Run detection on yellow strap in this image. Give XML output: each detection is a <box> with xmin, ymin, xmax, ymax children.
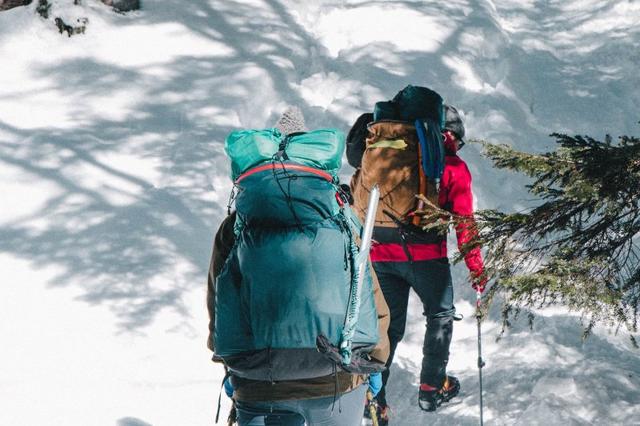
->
<box><xmin>367</xmin><ymin>139</ymin><xmax>408</xmax><ymax>150</ymax></box>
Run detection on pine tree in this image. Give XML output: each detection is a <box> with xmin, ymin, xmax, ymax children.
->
<box><xmin>417</xmin><ymin>129</ymin><xmax>640</xmax><ymax>345</ymax></box>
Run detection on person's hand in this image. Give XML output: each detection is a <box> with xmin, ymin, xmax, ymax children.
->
<box><xmin>471</xmin><ymin>269</ymin><xmax>488</xmax><ymax>294</ymax></box>
<box><xmin>368</xmin><ymin>372</ymin><xmax>382</xmax><ymax>397</ymax></box>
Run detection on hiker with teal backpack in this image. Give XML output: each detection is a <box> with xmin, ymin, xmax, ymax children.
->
<box><xmin>348</xmin><ymin>86</ymin><xmax>487</xmax><ymax>424</ymax></box>
<box><xmin>206</xmin><ymin>107</ymin><xmax>391</xmax><ymax>426</ymax></box>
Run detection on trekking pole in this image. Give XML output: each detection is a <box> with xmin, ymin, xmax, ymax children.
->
<box><xmin>476</xmin><ymin>290</ymin><xmax>485</xmax><ymax>426</ymax></box>
<box><xmin>366</xmin><ymin>390</ymin><xmax>379</xmax><ymax>426</ymax></box>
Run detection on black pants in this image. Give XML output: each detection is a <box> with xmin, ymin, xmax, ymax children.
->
<box><xmin>373</xmin><ymin>258</ymin><xmax>455</xmax><ymax>407</ymax></box>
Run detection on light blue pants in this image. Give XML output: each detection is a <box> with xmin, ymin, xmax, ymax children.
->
<box><xmin>235</xmin><ymin>385</ymin><xmax>367</xmax><ymax>426</ymax></box>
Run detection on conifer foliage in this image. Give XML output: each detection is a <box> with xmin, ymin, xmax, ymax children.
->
<box><xmin>418</xmin><ymin>129</ymin><xmax>640</xmax><ymax>344</ymax></box>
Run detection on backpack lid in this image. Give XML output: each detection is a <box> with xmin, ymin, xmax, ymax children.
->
<box><xmin>224</xmin><ymin>128</ymin><xmax>345</xmax><ymax>180</ymax></box>
<box><xmin>392</xmin><ymin>85</ymin><xmax>444</xmax><ymax>124</ymax></box>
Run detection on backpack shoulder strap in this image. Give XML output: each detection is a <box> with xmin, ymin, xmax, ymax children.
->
<box><xmin>344</xmin><ymin>206</ymin><xmax>363</xmax><ymax>238</ymax></box>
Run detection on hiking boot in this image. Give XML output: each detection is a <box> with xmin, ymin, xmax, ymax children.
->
<box><xmin>377</xmin><ymin>404</ymin><xmax>390</xmax><ymax>426</ymax></box>
<box><xmin>418</xmin><ymin>375</ymin><xmax>460</xmax><ymax>412</ymax></box>
<box><xmin>364</xmin><ymin>399</ymin><xmax>389</xmax><ymax>426</ymax></box>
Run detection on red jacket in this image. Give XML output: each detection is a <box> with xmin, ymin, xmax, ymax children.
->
<box><xmin>370</xmin><ymin>151</ymin><xmax>484</xmax><ymax>278</ymax></box>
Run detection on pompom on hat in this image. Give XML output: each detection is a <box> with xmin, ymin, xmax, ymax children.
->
<box><xmin>273</xmin><ymin>106</ymin><xmax>308</xmax><ymax>135</ymax></box>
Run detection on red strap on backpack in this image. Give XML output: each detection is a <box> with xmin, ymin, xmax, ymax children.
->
<box><xmin>235</xmin><ymin>163</ymin><xmax>333</xmax><ymax>184</ymax></box>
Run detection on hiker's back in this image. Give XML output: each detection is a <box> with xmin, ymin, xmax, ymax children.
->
<box><xmin>351</xmin><ymin>85</ymin><xmax>444</xmax><ymax>230</ymax></box>
<box><xmin>214</xmin><ymin>127</ymin><xmax>381</xmax><ymax>381</ymax></box>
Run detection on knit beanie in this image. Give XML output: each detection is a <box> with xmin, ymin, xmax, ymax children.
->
<box><xmin>274</xmin><ymin>106</ymin><xmax>307</xmax><ymax>135</ymax></box>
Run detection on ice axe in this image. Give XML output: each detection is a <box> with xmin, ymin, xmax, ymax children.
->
<box><xmin>339</xmin><ymin>184</ymin><xmax>380</xmax><ymax>365</ymax></box>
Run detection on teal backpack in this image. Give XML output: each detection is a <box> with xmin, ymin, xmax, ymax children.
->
<box><xmin>214</xmin><ymin>128</ymin><xmax>384</xmax><ymax>381</ymax></box>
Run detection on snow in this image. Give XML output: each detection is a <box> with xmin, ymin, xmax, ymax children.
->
<box><xmin>1</xmin><ymin>0</ymin><xmax>639</xmax><ymax>425</ymax></box>
<box><xmin>311</xmin><ymin>6</ymin><xmax>452</xmax><ymax>58</ymax></box>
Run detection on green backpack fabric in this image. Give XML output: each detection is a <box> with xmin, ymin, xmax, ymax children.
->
<box><xmin>214</xmin><ymin>129</ymin><xmax>383</xmax><ymax>381</ymax></box>
<box><xmin>224</xmin><ymin>128</ymin><xmax>345</xmax><ymax>180</ymax></box>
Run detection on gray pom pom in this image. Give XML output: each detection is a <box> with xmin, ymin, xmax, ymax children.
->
<box><xmin>274</xmin><ymin>106</ymin><xmax>307</xmax><ymax>135</ymax></box>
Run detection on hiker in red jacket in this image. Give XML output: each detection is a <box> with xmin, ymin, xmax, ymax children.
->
<box><xmin>435</xmin><ymin>111</ymin><xmax>485</xmax><ymax>285</ymax></box>
<box><xmin>349</xmin><ymin>103</ymin><xmax>486</xmax><ymax>422</ymax></box>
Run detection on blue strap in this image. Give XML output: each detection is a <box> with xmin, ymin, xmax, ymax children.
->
<box><xmin>415</xmin><ymin>119</ymin><xmax>431</xmax><ymax>178</ymax></box>
<box><xmin>414</xmin><ymin>118</ymin><xmax>445</xmax><ymax>181</ymax></box>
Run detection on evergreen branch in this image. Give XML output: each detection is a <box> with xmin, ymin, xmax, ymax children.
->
<box><xmin>461</xmin><ymin>131</ymin><xmax>640</xmax><ymax>343</ymax></box>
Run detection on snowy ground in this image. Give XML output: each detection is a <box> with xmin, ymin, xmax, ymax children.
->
<box><xmin>1</xmin><ymin>1</ymin><xmax>639</xmax><ymax>425</ymax></box>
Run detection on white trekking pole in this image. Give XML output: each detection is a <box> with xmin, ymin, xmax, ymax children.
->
<box><xmin>339</xmin><ymin>184</ymin><xmax>379</xmax><ymax>364</ymax></box>
<box><xmin>476</xmin><ymin>290</ymin><xmax>485</xmax><ymax>426</ymax></box>
<box><xmin>357</xmin><ymin>184</ymin><xmax>380</xmax><ymax>274</ymax></box>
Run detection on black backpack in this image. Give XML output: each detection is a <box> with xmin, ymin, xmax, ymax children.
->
<box><xmin>346</xmin><ymin>112</ymin><xmax>374</xmax><ymax>168</ymax></box>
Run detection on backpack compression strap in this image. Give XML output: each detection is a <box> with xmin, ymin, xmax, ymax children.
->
<box><xmin>235</xmin><ymin>163</ymin><xmax>334</xmax><ymax>184</ymax></box>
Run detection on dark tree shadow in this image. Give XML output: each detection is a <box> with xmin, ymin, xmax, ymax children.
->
<box><xmin>1</xmin><ymin>0</ymin><xmax>638</xmax><ymax>342</ymax></box>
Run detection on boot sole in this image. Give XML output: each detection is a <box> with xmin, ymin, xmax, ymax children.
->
<box><xmin>419</xmin><ymin>386</ymin><xmax>460</xmax><ymax>412</ymax></box>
